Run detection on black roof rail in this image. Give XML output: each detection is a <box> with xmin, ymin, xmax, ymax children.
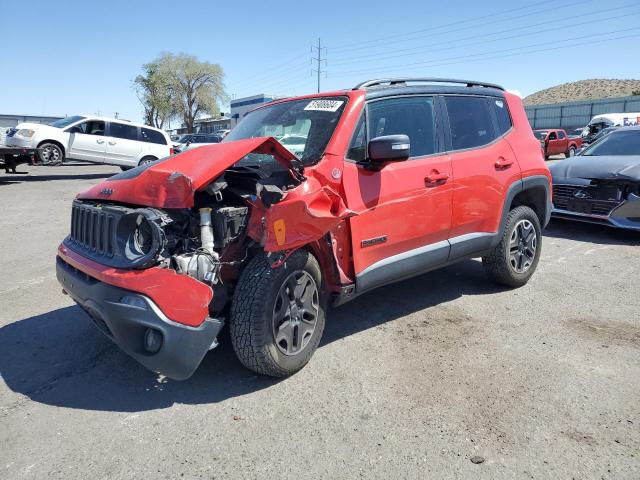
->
<box><xmin>353</xmin><ymin>78</ymin><xmax>505</xmax><ymax>91</ymax></box>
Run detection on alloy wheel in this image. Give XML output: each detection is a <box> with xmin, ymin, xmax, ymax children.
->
<box><xmin>272</xmin><ymin>270</ymin><xmax>319</xmax><ymax>356</ymax></box>
<box><xmin>509</xmin><ymin>219</ymin><xmax>537</xmax><ymax>273</ymax></box>
<box><xmin>41</xmin><ymin>145</ymin><xmax>61</xmax><ymax>164</ymax></box>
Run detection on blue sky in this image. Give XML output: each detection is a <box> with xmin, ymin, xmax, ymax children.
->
<box><xmin>1</xmin><ymin>0</ymin><xmax>639</xmax><ymax>124</ymax></box>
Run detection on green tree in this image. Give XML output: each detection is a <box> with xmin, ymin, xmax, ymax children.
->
<box><xmin>158</xmin><ymin>52</ymin><xmax>227</xmax><ymax>133</ymax></box>
<box><xmin>133</xmin><ymin>61</ymin><xmax>173</xmax><ymax>129</ymax></box>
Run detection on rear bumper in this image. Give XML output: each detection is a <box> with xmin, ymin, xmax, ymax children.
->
<box><xmin>56</xmin><ymin>256</ymin><xmax>222</xmax><ymax>380</ymax></box>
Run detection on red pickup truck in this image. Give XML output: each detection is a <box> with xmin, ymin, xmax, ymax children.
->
<box><xmin>534</xmin><ymin>129</ymin><xmax>582</xmax><ymax>159</ymax></box>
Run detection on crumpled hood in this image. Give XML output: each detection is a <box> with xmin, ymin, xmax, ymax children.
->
<box><xmin>550</xmin><ymin>155</ymin><xmax>640</xmax><ymax>182</ymax></box>
<box><xmin>77</xmin><ymin>137</ymin><xmax>298</xmax><ymax>208</ymax></box>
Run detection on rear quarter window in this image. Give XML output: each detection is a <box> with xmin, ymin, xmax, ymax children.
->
<box><xmin>141</xmin><ymin>128</ymin><xmax>167</xmax><ymax>145</ymax></box>
<box><xmin>491</xmin><ymin>98</ymin><xmax>512</xmax><ymax>136</ymax></box>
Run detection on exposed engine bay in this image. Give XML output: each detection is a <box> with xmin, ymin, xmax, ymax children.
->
<box><xmin>65</xmin><ymin>153</ymin><xmax>303</xmax><ymax>314</ymax></box>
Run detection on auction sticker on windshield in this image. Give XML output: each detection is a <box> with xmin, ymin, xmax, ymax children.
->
<box><xmin>304</xmin><ymin>100</ymin><xmax>344</xmax><ymax>112</ymax></box>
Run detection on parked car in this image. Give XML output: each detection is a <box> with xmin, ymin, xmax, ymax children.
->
<box><xmin>550</xmin><ymin>126</ymin><xmax>640</xmax><ymax>230</ymax></box>
<box><xmin>581</xmin><ymin>112</ymin><xmax>640</xmax><ymax>144</ymax></box>
<box><xmin>533</xmin><ymin>129</ymin><xmax>582</xmax><ymax>159</ymax></box>
<box><xmin>56</xmin><ymin>78</ymin><xmax>551</xmax><ymax>380</ymax></box>
<box><xmin>587</xmin><ymin>126</ymin><xmax>618</xmax><ymax>145</ymax></box>
<box><xmin>5</xmin><ymin>116</ymin><xmax>172</xmax><ymax>167</ymax></box>
<box><xmin>174</xmin><ymin>133</ymin><xmax>224</xmax><ymax>153</ymax></box>
<box><xmin>276</xmin><ymin>134</ymin><xmax>307</xmax><ymax>157</ymax></box>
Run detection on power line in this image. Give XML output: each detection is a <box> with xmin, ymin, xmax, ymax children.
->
<box><xmin>329</xmin><ymin>5</ymin><xmax>639</xmax><ymax>67</ymax></box>
<box><xmin>328</xmin><ymin>0</ymin><xmax>590</xmax><ymax>54</ymax></box>
<box><xmin>329</xmin><ymin>27</ymin><xmax>640</xmax><ymax>78</ymax></box>
<box><xmin>229</xmin><ymin>52</ymin><xmax>309</xmax><ymax>89</ymax></box>
<box><xmin>326</xmin><ymin>0</ymin><xmax>562</xmax><ymax>50</ymax></box>
<box><xmin>311</xmin><ymin>38</ymin><xmax>327</xmax><ymax>93</ymax></box>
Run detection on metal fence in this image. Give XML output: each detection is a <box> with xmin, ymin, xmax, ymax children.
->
<box><xmin>524</xmin><ymin>96</ymin><xmax>640</xmax><ymax>131</ymax></box>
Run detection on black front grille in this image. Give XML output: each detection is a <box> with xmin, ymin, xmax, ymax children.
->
<box><xmin>69</xmin><ymin>202</ymin><xmax>117</xmax><ymax>257</ymax></box>
<box><xmin>7</xmin><ymin>128</ymin><xmax>17</xmax><ymax>137</ymax></box>
<box><xmin>553</xmin><ymin>184</ymin><xmax>623</xmax><ymax>216</ymax></box>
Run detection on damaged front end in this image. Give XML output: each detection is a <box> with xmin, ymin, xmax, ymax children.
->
<box><xmin>57</xmin><ymin>137</ymin><xmax>352</xmax><ymax>379</ymax></box>
<box><xmin>551</xmin><ymin>155</ymin><xmax>640</xmax><ymax>230</ymax></box>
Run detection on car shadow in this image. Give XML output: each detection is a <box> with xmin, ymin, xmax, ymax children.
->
<box><xmin>544</xmin><ymin>219</ymin><xmax>640</xmax><ymax>246</ymax></box>
<box><xmin>0</xmin><ymin>260</ymin><xmax>501</xmax><ymax>413</ymax></box>
<box><xmin>0</xmin><ymin>173</ymin><xmax>113</xmax><ymax>184</ymax></box>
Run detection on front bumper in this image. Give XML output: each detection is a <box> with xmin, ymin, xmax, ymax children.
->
<box><xmin>56</xmin><ymin>256</ymin><xmax>223</xmax><ymax>380</ymax></box>
<box><xmin>551</xmin><ymin>192</ymin><xmax>640</xmax><ymax>231</ymax></box>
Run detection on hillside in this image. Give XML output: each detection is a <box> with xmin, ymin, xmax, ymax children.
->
<box><xmin>523</xmin><ymin>79</ymin><xmax>640</xmax><ymax>106</ymax></box>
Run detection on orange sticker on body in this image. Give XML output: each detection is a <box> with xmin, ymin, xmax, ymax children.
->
<box><xmin>274</xmin><ymin>219</ymin><xmax>286</xmax><ymax>246</ymax></box>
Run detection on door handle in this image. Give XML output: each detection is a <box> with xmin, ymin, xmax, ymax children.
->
<box><xmin>425</xmin><ymin>171</ymin><xmax>450</xmax><ymax>185</ymax></box>
<box><xmin>495</xmin><ymin>157</ymin><xmax>514</xmax><ymax>169</ymax></box>
<box><xmin>108</xmin><ymin>141</ymin><xmax>116</xmax><ymax>145</ymax></box>
<box><xmin>96</xmin><ymin>139</ymin><xmax>105</xmax><ymax>144</ymax></box>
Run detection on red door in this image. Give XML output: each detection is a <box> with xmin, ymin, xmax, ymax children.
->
<box><xmin>443</xmin><ymin>95</ymin><xmax>522</xmax><ymax>241</ymax></box>
<box><xmin>341</xmin><ymin>96</ymin><xmax>453</xmax><ymax>283</ymax></box>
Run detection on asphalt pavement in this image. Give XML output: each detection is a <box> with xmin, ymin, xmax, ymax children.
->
<box><xmin>1</xmin><ymin>163</ymin><xmax>639</xmax><ymax>479</ymax></box>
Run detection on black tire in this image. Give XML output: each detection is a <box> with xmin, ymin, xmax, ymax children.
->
<box><xmin>230</xmin><ymin>250</ymin><xmax>326</xmax><ymax>377</ymax></box>
<box><xmin>138</xmin><ymin>156</ymin><xmax>157</xmax><ymax>166</ymax></box>
<box><xmin>565</xmin><ymin>146</ymin><xmax>576</xmax><ymax>158</ymax></box>
<box><xmin>482</xmin><ymin>206</ymin><xmax>542</xmax><ymax>288</ymax></box>
<box><xmin>120</xmin><ymin>166</ymin><xmax>132</xmax><ymax>171</ymax></box>
<box><xmin>544</xmin><ymin>155</ymin><xmax>550</xmax><ymax>161</ymax></box>
<box><xmin>38</xmin><ymin>142</ymin><xmax>64</xmax><ymax>166</ymax></box>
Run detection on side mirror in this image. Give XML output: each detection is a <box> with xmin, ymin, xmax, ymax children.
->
<box><xmin>368</xmin><ymin>134</ymin><xmax>410</xmax><ymax>163</ymax></box>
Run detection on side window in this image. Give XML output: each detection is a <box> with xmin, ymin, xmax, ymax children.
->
<box><xmin>445</xmin><ymin>96</ymin><xmax>497</xmax><ymax>150</ymax></box>
<box><xmin>367</xmin><ymin>96</ymin><xmax>437</xmax><ymax>157</ymax></box>
<box><xmin>548</xmin><ymin>132</ymin><xmax>557</xmax><ymax>140</ymax></box>
<box><xmin>77</xmin><ymin>120</ymin><xmax>105</xmax><ymax>136</ymax></box>
<box><xmin>110</xmin><ymin>122</ymin><xmax>138</xmax><ymax>141</ymax></box>
<box><xmin>491</xmin><ymin>98</ymin><xmax>512</xmax><ymax>135</ymax></box>
<box><xmin>141</xmin><ymin>127</ymin><xmax>167</xmax><ymax>145</ymax></box>
<box><xmin>557</xmin><ymin>130</ymin><xmax>566</xmax><ymax>139</ymax></box>
<box><xmin>347</xmin><ymin>115</ymin><xmax>366</xmax><ymax>161</ymax></box>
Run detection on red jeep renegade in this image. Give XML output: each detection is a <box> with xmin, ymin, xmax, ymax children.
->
<box><xmin>57</xmin><ymin>78</ymin><xmax>551</xmax><ymax>380</ymax></box>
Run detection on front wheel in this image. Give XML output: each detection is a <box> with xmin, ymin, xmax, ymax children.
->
<box><xmin>38</xmin><ymin>143</ymin><xmax>64</xmax><ymax>166</ymax></box>
<box><xmin>565</xmin><ymin>146</ymin><xmax>576</xmax><ymax>158</ymax></box>
<box><xmin>482</xmin><ymin>206</ymin><xmax>542</xmax><ymax>288</ymax></box>
<box><xmin>230</xmin><ymin>250</ymin><xmax>325</xmax><ymax>377</ymax></box>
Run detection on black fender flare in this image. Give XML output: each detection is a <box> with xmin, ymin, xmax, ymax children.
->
<box><xmin>491</xmin><ymin>175</ymin><xmax>551</xmax><ymax>248</ymax></box>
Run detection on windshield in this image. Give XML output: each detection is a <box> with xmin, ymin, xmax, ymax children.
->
<box><xmin>225</xmin><ymin>96</ymin><xmax>348</xmax><ymax>165</ymax></box>
<box><xmin>581</xmin><ymin>130</ymin><xmax>640</xmax><ymax>156</ymax></box>
<box><xmin>533</xmin><ymin>131</ymin><xmax>548</xmax><ymax>140</ymax></box>
<box><xmin>50</xmin><ymin>115</ymin><xmax>85</xmax><ymax>128</ymax></box>
<box><xmin>176</xmin><ymin>134</ymin><xmax>193</xmax><ymax>143</ymax></box>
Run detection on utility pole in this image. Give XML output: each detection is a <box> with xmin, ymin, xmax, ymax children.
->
<box><xmin>311</xmin><ymin>37</ymin><xmax>327</xmax><ymax>93</ymax></box>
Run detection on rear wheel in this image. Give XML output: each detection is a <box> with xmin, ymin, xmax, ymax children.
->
<box><xmin>38</xmin><ymin>142</ymin><xmax>64</xmax><ymax>166</ymax></box>
<box><xmin>566</xmin><ymin>146</ymin><xmax>576</xmax><ymax>158</ymax></box>
<box><xmin>482</xmin><ymin>206</ymin><xmax>541</xmax><ymax>288</ymax></box>
<box><xmin>230</xmin><ymin>250</ymin><xmax>325</xmax><ymax>377</ymax></box>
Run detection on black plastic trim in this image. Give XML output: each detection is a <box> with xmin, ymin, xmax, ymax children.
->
<box><xmin>56</xmin><ymin>257</ymin><xmax>222</xmax><ymax>380</ymax></box>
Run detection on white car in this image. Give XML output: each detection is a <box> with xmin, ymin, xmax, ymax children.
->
<box><xmin>175</xmin><ymin>133</ymin><xmax>224</xmax><ymax>153</ymax></box>
<box><xmin>277</xmin><ymin>134</ymin><xmax>307</xmax><ymax>157</ymax></box>
<box><xmin>5</xmin><ymin>115</ymin><xmax>173</xmax><ymax>168</ymax></box>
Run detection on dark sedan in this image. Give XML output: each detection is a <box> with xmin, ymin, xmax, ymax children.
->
<box><xmin>549</xmin><ymin>126</ymin><xmax>640</xmax><ymax>231</ymax></box>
